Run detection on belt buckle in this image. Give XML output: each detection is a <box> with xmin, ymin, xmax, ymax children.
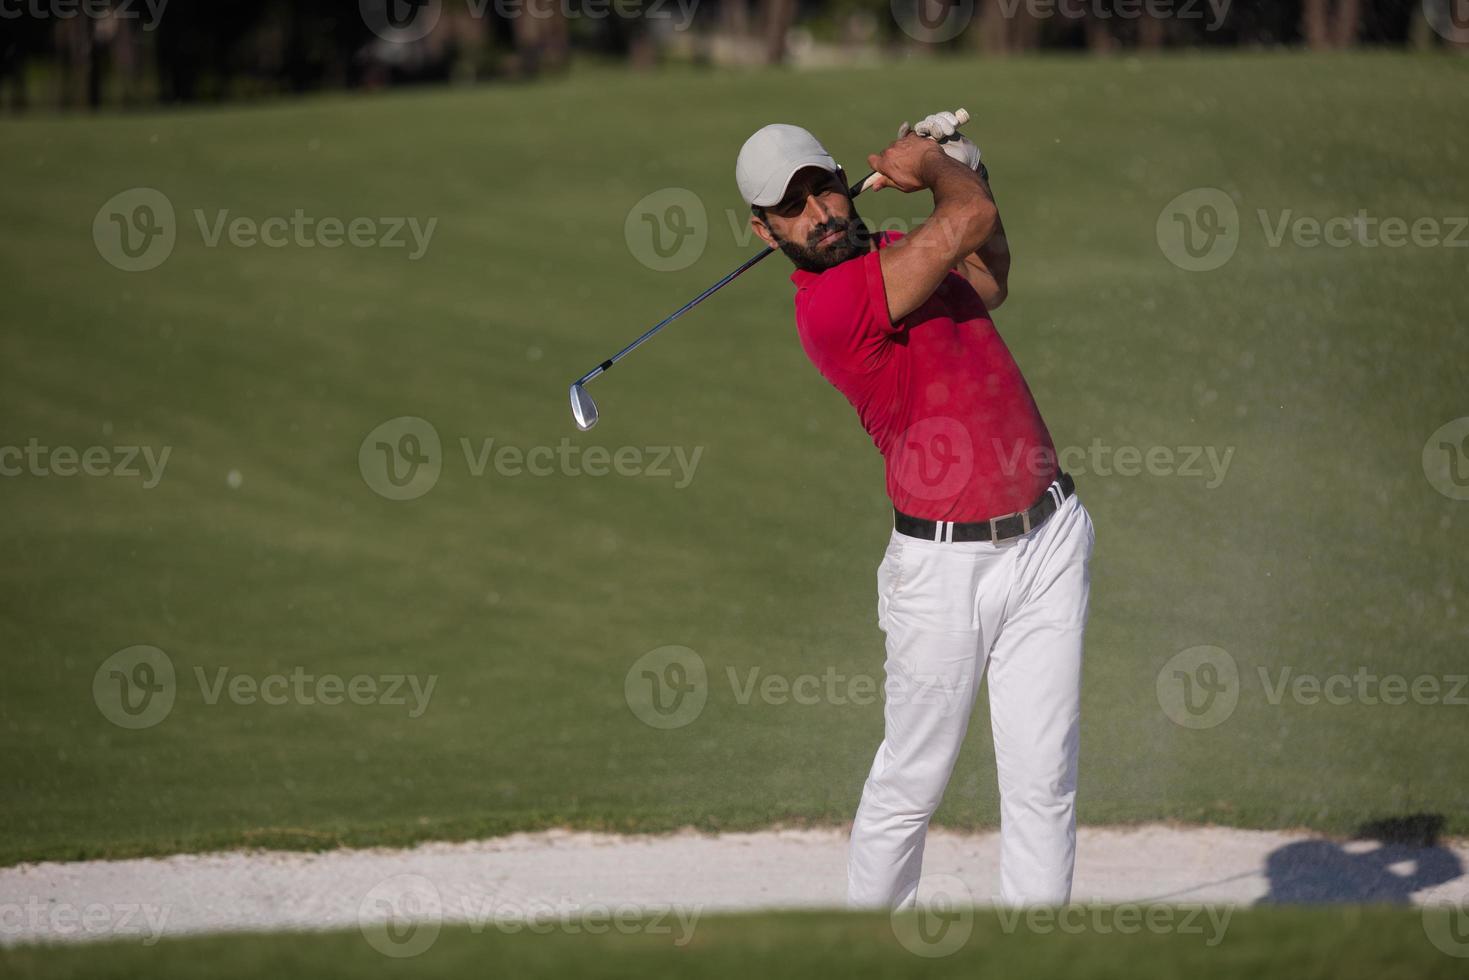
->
<box><xmin>989</xmin><ymin>509</ymin><xmax>1031</xmax><ymax>542</ymax></box>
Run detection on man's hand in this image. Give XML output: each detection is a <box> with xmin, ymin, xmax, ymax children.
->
<box><xmin>864</xmin><ymin>134</ymin><xmax>947</xmax><ymax>193</ymax></box>
<box><xmin>900</xmin><ymin>112</ymin><xmax>983</xmax><ymax>173</ymax></box>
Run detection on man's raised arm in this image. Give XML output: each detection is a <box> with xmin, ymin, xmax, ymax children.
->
<box><xmin>865</xmin><ymin>135</ymin><xmax>999</xmax><ymax>323</ymax></box>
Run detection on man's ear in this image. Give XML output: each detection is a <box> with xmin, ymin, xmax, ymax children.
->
<box><xmin>750</xmin><ymin>215</ymin><xmax>777</xmax><ymax>249</ymax></box>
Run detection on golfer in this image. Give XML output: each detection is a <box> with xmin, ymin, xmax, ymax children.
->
<box><xmin>736</xmin><ymin>113</ymin><xmax>1096</xmax><ymax>908</ymax></box>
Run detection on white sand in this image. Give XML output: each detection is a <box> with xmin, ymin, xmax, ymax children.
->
<box><xmin>2</xmin><ymin>824</ymin><xmax>1465</xmax><ymax>947</ymax></box>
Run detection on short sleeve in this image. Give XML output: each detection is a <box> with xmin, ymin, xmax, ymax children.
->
<box><xmin>793</xmin><ymin>247</ymin><xmax>899</xmax><ymax>375</ymax></box>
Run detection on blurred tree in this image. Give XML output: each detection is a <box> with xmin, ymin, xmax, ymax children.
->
<box><xmin>1084</xmin><ymin>3</ymin><xmax>1118</xmax><ymax>53</ymax></box>
<box><xmin>505</xmin><ymin>0</ymin><xmax>570</xmax><ymax>76</ymax></box>
<box><xmin>974</xmin><ymin>0</ymin><xmax>1042</xmax><ymax>53</ymax></box>
<box><xmin>1302</xmin><ymin>0</ymin><xmax>1362</xmax><ymax>48</ymax></box>
<box><xmin>760</xmin><ymin>0</ymin><xmax>798</xmax><ymax>62</ymax></box>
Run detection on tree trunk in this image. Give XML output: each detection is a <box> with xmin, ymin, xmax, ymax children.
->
<box><xmin>976</xmin><ymin>0</ymin><xmax>1010</xmax><ymax>53</ymax></box>
<box><xmin>1301</xmin><ymin>0</ymin><xmax>1329</xmax><ymax>49</ymax></box>
<box><xmin>55</xmin><ymin>16</ymin><xmax>91</xmax><ymax>109</ymax></box>
<box><xmin>1086</xmin><ymin>14</ymin><xmax>1116</xmax><ymax>53</ymax></box>
<box><xmin>1138</xmin><ymin>12</ymin><xmax>1166</xmax><ymax>49</ymax></box>
<box><xmin>722</xmin><ymin>0</ymin><xmax>751</xmax><ymax>38</ymax></box>
<box><xmin>1329</xmin><ymin>0</ymin><xmax>1361</xmax><ymax>48</ymax></box>
<box><xmin>510</xmin><ymin>1</ymin><xmax>570</xmax><ymax>76</ymax></box>
<box><xmin>974</xmin><ymin>0</ymin><xmax>1042</xmax><ymax>53</ymax></box>
<box><xmin>760</xmin><ymin>0</ymin><xmax>796</xmax><ymax>64</ymax></box>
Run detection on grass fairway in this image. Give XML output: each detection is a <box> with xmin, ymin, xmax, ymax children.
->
<box><xmin>1</xmin><ymin>52</ymin><xmax>1467</xmax><ymax>865</ymax></box>
<box><xmin>1</xmin><ymin>907</ymin><xmax>1462</xmax><ymax>979</ymax></box>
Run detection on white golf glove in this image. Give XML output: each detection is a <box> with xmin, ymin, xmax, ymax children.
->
<box><xmin>898</xmin><ymin>111</ymin><xmax>982</xmax><ymax>172</ymax></box>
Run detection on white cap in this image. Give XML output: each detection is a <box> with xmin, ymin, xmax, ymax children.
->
<box><xmin>735</xmin><ymin>124</ymin><xmax>840</xmax><ymax>208</ymax></box>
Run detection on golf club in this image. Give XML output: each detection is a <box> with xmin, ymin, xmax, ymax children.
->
<box><xmin>568</xmin><ymin>109</ymin><xmax>970</xmax><ymax>431</ymax></box>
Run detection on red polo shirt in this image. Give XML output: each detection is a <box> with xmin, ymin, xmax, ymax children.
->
<box><xmin>791</xmin><ymin>231</ymin><xmax>1057</xmax><ymax>522</ymax></box>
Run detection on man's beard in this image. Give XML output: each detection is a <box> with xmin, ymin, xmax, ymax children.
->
<box><xmin>776</xmin><ymin>211</ymin><xmax>872</xmax><ymax>273</ymax></box>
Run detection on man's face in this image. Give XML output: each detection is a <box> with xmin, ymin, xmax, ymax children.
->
<box><xmin>751</xmin><ymin>166</ymin><xmax>870</xmax><ymax>273</ymax></box>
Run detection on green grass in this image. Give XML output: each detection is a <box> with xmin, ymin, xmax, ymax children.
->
<box><xmin>1</xmin><ymin>52</ymin><xmax>1467</xmax><ymax>865</ymax></box>
<box><xmin>1</xmin><ymin>907</ymin><xmax>1463</xmax><ymax>979</ymax></box>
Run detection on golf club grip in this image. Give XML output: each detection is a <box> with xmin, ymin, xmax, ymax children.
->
<box><xmin>849</xmin><ymin>108</ymin><xmax>969</xmax><ymax>197</ymax></box>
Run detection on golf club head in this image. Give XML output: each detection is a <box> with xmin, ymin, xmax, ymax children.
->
<box><xmin>570</xmin><ymin>382</ymin><xmax>599</xmax><ymax>430</ymax></box>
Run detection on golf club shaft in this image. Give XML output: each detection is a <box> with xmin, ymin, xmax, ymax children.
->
<box><xmin>572</xmin><ymin>171</ymin><xmax>878</xmax><ymax>388</ymax></box>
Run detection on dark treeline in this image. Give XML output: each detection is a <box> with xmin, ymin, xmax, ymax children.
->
<box><xmin>0</xmin><ymin>0</ymin><xmax>1462</xmax><ymax>112</ymax></box>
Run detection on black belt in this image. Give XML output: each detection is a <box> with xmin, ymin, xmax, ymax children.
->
<box><xmin>894</xmin><ymin>473</ymin><xmax>1076</xmax><ymax>544</ymax></box>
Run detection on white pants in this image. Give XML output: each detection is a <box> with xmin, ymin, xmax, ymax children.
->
<box><xmin>847</xmin><ymin>491</ymin><xmax>1094</xmax><ymax>908</ymax></box>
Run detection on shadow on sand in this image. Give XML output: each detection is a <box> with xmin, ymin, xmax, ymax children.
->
<box><xmin>1259</xmin><ymin>814</ymin><xmax>1464</xmax><ymax>904</ymax></box>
